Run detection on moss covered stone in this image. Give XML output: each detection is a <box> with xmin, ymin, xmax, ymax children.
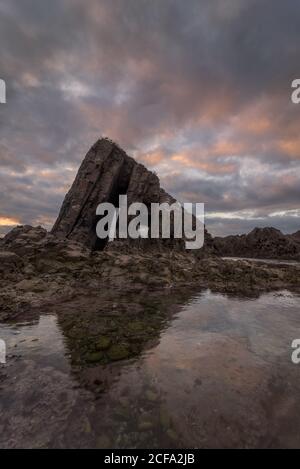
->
<box><xmin>107</xmin><ymin>343</ymin><xmax>130</xmax><ymax>361</ymax></box>
<box><xmin>85</xmin><ymin>351</ymin><xmax>104</xmax><ymax>363</ymax></box>
<box><xmin>95</xmin><ymin>336</ymin><xmax>111</xmax><ymax>350</ymax></box>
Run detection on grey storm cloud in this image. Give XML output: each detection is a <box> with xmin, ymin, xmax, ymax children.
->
<box><xmin>0</xmin><ymin>0</ymin><xmax>300</xmax><ymax>236</ymax></box>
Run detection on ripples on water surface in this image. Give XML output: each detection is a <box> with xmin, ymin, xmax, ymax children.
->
<box><xmin>1</xmin><ymin>288</ymin><xmax>300</xmax><ymax>448</ymax></box>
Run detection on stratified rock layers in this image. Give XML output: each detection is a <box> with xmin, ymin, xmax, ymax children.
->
<box><xmin>52</xmin><ymin>138</ymin><xmax>190</xmax><ymax>251</ymax></box>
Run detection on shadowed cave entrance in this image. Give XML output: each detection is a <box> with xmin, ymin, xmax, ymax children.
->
<box><xmin>91</xmin><ymin>160</ymin><xmax>134</xmax><ymax>251</ymax></box>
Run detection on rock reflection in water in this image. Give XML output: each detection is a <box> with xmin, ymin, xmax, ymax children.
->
<box><xmin>1</xmin><ymin>288</ymin><xmax>300</xmax><ymax>448</ymax></box>
<box><xmin>57</xmin><ymin>287</ymin><xmax>198</xmax><ymax>397</ymax></box>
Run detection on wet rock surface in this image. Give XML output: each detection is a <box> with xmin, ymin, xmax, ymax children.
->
<box><xmin>1</xmin><ymin>224</ymin><xmax>300</xmax><ymax>323</ymax></box>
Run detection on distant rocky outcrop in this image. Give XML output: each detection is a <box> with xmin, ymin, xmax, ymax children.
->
<box><xmin>214</xmin><ymin>227</ymin><xmax>300</xmax><ymax>260</ymax></box>
<box><xmin>289</xmin><ymin>230</ymin><xmax>300</xmax><ymax>244</ymax></box>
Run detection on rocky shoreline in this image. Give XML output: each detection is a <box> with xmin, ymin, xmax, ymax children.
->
<box><xmin>1</xmin><ymin>138</ymin><xmax>299</xmax><ymax>326</ymax></box>
<box><xmin>1</xmin><ymin>225</ymin><xmax>299</xmax><ymax>325</ymax></box>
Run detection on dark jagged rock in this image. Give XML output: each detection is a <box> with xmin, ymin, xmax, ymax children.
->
<box><xmin>2</xmin><ymin>225</ymin><xmax>47</xmax><ymax>250</ymax></box>
<box><xmin>51</xmin><ymin>138</ymin><xmax>213</xmax><ymax>253</ymax></box>
<box><xmin>1</xmin><ymin>225</ymin><xmax>90</xmax><ymax>264</ymax></box>
<box><xmin>214</xmin><ymin>227</ymin><xmax>300</xmax><ymax>260</ymax></box>
<box><xmin>289</xmin><ymin>230</ymin><xmax>300</xmax><ymax>244</ymax></box>
<box><xmin>52</xmin><ymin>138</ymin><xmax>170</xmax><ymax>249</ymax></box>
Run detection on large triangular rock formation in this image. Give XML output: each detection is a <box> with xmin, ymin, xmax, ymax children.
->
<box><xmin>52</xmin><ymin>138</ymin><xmax>214</xmax><ymax>253</ymax></box>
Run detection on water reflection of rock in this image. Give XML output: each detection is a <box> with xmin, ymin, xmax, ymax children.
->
<box><xmin>1</xmin><ymin>282</ymin><xmax>278</xmax><ymax>407</ymax></box>
<box><xmin>2</xmin><ymin>288</ymin><xmax>300</xmax><ymax>448</ymax></box>
<box><xmin>56</xmin><ymin>286</ymin><xmax>200</xmax><ymax>395</ymax></box>
<box><xmin>0</xmin><ymin>286</ymin><xmax>201</xmax><ymax>448</ymax></box>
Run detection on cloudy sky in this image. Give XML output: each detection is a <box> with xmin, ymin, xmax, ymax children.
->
<box><xmin>0</xmin><ymin>0</ymin><xmax>300</xmax><ymax>237</ymax></box>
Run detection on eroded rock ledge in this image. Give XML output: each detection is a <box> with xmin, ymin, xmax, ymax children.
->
<box><xmin>0</xmin><ymin>225</ymin><xmax>299</xmax><ymax>321</ymax></box>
